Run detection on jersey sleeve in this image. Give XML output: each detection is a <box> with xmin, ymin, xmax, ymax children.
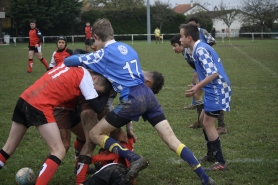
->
<box><xmin>64</xmin><ymin>50</ymin><xmax>105</xmax><ymax>74</ymax></box>
<box><xmin>196</xmin><ymin>47</ymin><xmax>218</xmax><ymax>76</ymax></box>
<box><xmin>79</xmin><ymin>68</ymin><xmax>99</xmax><ymax>100</ymax></box>
<box><xmin>202</xmin><ymin>29</ymin><xmax>216</xmax><ymax>46</ymax></box>
<box><xmin>49</xmin><ymin>52</ymin><xmax>56</xmax><ymax>68</ymax></box>
<box><xmin>64</xmin><ymin>54</ymin><xmax>83</xmax><ymax>67</ymax></box>
<box><xmin>36</xmin><ymin>28</ymin><xmax>43</xmax><ymax>44</ymax></box>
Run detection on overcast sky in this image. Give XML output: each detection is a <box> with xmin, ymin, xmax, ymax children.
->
<box><xmin>148</xmin><ymin>0</ymin><xmax>242</xmax><ymax>10</ymax></box>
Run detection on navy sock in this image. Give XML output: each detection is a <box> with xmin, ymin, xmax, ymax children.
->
<box><xmin>101</xmin><ymin>135</ymin><xmax>140</xmax><ymax>162</ymax></box>
<box><xmin>176</xmin><ymin>144</ymin><xmax>209</xmax><ymax>184</ymax></box>
<box><xmin>202</xmin><ymin>129</ymin><xmax>213</xmax><ymax>156</ymax></box>
<box><xmin>210</xmin><ymin>137</ymin><xmax>225</xmax><ymax>164</ymax></box>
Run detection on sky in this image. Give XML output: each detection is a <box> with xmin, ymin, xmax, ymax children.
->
<box><xmin>148</xmin><ymin>0</ymin><xmax>242</xmax><ymax>11</ymax></box>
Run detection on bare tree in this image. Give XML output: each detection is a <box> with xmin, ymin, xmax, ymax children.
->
<box><xmin>215</xmin><ymin>1</ymin><xmax>242</xmax><ymax>37</ymax></box>
<box><xmin>241</xmin><ymin>0</ymin><xmax>278</xmax><ymax>38</ymax></box>
<box><xmin>151</xmin><ymin>0</ymin><xmax>175</xmax><ymax>32</ymax></box>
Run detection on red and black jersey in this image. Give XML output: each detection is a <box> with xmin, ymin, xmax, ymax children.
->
<box><xmin>29</xmin><ymin>28</ymin><xmax>43</xmax><ymax>46</ymax></box>
<box><xmin>49</xmin><ymin>48</ymin><xmax>73</xmax><ymax>68</ymax></box>
<box><xmin>85</xmin><ymin>26</ymin><xmax>92</xmax><ymax>39</ymax></box>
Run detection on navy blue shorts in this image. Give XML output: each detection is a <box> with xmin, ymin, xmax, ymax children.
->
<box><xmin>112</xmin><ymin>84</ymin><xmax>164</xmax><ymax>123</ymax></box>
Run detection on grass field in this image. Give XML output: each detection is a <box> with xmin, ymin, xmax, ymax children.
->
<box><xmin>0</xmin><ymin>39</ymin><xmax>278</xmax><ymax>185</ymax></box>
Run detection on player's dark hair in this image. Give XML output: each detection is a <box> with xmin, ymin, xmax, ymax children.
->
<box><xmin>170</xmin><ymin>34</ymin><xmax>181</xmax><ymax>46</ymax></box>
<box><xmin>180</xmin><ymin>23</ymin><xmax>199</xmax><ymax>42</ymax></box>
<box><xmin>92</xmin><ymin>18</ymin><xmax>114</xmax><ymax>42</ymax></box>
<box><xmin>30</xmin><ymin>19</ymin><xmax>36</xmax><ymax>24</ymax></box>
<box><xmin>89</xmin><ymin>70</ymin><xmax>112</xmax><ymax>95</ymax></box>
<box><xmin>188</xmin><ymin>17</ymin><xmax>199</xmax><ymax>24</ymax></box>
<box><xmin>149</xmin><ymin>71</ymin><xmax>164</xmax><ymax>94</ymax></box>
<box><xmin>86</xmin><ymin>21</ymin><xmax>90</xmax><ymax>24</ymax></box>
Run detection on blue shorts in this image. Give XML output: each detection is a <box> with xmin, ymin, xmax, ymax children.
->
<box><xmin>113</xmin><ymin>84</ymin><xmax>164</xmax><ymax>122</ymax></box>
<box><xmin>203</xmin><ymin>92</ymin><xmax>230</xmax><ymax>112</ymax></box>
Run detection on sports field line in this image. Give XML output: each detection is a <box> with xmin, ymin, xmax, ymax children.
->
<box><xmin>230</xmin><ymin>43</ymin><xmax>278</xmax><ymax>79</ymax></box>
<box><xmin>168</xmin><ymin>157</ymin><xmax>278</xmax><ymax>164</ymax></box>
<box><xmin>163</xmin><ymin>86</ymin><xmax>271</xmax><ymax>90</ymax></box>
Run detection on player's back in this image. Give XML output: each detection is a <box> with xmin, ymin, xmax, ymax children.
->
<box><xmin>79</xmin><ymin>40</ymin><xmax>145</xmax><ymax>94</ymax></box>
<box><xmin>21</xmin><ymin>64</ymin><xmax>85</xmax><ymax>110</ymax></box>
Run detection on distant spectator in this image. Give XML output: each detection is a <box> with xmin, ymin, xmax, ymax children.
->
<box><xmin>154</xmin><ymin>27</ymin><xmax>161</xmax><ymax>44</ymax></box>
<box><xmin>211</xmin><ymin>27</ymin><xmax>216</xmax><ymax>39</ymax></box>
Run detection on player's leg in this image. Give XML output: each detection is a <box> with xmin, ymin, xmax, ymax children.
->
<box><xmin>88</xmin><ymin>39</ymin><xmax>96</xmax><ymax>51</ymax></box>
<box><xmin>75</xmin><ymin>95</ymin><xmax>99</xmax><ymax>184</ymax></box>
<box><xmin>89</xmin><ymin>113</ymin><xmax>149</xmax><ymax>184</ymax></box>
<box><xmin>71</xmin><ymin>122</ymin><xmax>86</xmax><ymax>159</ymax></box>
<box><xmin>1</xmin><ymin>98</ymin><xmax>30</xmax><ymax>169</ymax></box>
<box><xmin>59</xmin><ymin>129</ymin><xmax>71</xmax><ymax>152</ymax></box>
<box><xmin>36</xmin><ymin>123</ymin><xmax>66</xmax><ymax>185</ymax></box>
<box><xmin>189</xmin><ymin>72</ymin><xmax>204</xmax><ymax>128</ymax></box>
<box><xmin>35</xmin><ymin>46</ymin><xmax>49</xmax><ymax>70</ymax></box>
<box><xmin>217</xmin><ymin>111</ymin><xmax>227</xmax><ymax>135</ymax></box>
<box><xmin>85</xmin><ymin>39</ymin><xmax>89</xmax><ymax>52</ymax></box>
<box><xmin>153</xmin><ymin>119</ymin><xmax>214</xmax><ymax>185</ymax></box>
<box><xmin>0</xmin><ymin>121</ymin><xmax>28</xmax><ymax>169</ymax></box>
<box><xmin>27</xmin><ymin>49</ymin><xmax>35</xmax><ymax>73</ymax></box>
<box><xmin>200</xmin><ymin>110</ymin><xmax>227</xmax><ymax>171</ymax></box>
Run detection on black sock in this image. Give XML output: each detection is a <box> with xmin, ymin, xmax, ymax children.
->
<box><xmin>210</xmin><ymin>137</ymin><xmax>225</xmax><ymax>164</ymax></box>
<box><xmin>202</xmin><ymin>129</ymin><xmax>213</xmax><ymax>156</ymax></box>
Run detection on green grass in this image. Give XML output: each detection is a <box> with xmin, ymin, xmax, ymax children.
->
<box><xmin>0</xmin><ymin>39</ymin><xmax>278</xmax><ymax>185</ymax></box>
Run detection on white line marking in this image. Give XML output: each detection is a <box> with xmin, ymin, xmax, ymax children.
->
<box><xmin>230</xmin><ymin>43</ymin><xmax>278</xmax><ymax>79</ymax></box>
<box><xmin>167</xmin><ymin>157</ymin><xmax>278</xmax><ymax>164</ymax></box>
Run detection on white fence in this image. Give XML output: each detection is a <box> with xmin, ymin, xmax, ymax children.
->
<box><xmin>2</xmin><ymin>32</ymin><xmax>278</xmax><ymax>46</ymax></box>
<box><xmin>3</xmin><ymin>34</ymin><xmax>171</xmax><ymax>46</ymax></box>
<box><xmin>216</xmin><ymin>32</ymin><xmax>278</xmax><ymax>42</ymax></box>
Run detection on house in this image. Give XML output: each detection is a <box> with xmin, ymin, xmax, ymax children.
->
<box><xmin>207</xmin><ymin>10</ymin><xmax>242</xmax><ymax>37</ymax></box>
<box><xmin>173</xmin><ymin>1</ymin><xmax>208</xmax><ymax>16</ymax></box>
<box><xmin>173</xmin><ymin>2</ymin><xmax>243</xmax><ymax>37</ymax></box>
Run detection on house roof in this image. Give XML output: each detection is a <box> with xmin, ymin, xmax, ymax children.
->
<box><xmin>206</xmin><ymin>10</ymin><xmax>241</xmax><ymax>19</ymax></box>
<box><xmin>173</xmin><ymin>4</ymin><xmax>209</xmax><ymax>14</ymax></box>
<box><xmin>173</xmin><ymin>4</ymin><xmax>193</xmax><ymax>14</ymax></box>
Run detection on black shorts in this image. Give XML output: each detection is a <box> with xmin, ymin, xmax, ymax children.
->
<box><xmin>12</xmin><ymin>98</ymin><xmax>49</xmax><ymax>128</ymax></box>
<box><xmin>205</xmin><ymin>110</ymin><xmax>221</xmax><ymax>118</ymax></box>
<box><xmin>28</xmin><ymin>46</ymin><xmax>40</xmax><ymax>53</ymax></box>
<box><xmin>53</xmin><ymin>108</ymin><xmax>80</xmax><ymax>129</ymax></box>
<box><xmin>85</xmin><ymin>38</ymin><xmax>93</xmax><ymax>46</ymax></box>
<box><xmin>82</xmin><ymin>163</ymin><xmax>128</xmax><ymax>185</ymax></box>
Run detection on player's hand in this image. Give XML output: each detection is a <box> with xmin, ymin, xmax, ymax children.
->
<box><xmin>127</xmin><ymin>129</ymin><xmax>137</xmax><ymax>143</ymax></box>
<box><xmin>35</xmin><ymin>44</ymin><xmax>39</xmax><ymax>48</ymax></box>
<box><xmin>185</xmin><ymin>84</ymin><xmax>197</xmax><ymax>97</ymax></box>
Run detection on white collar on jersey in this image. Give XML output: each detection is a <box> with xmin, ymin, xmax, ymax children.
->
<box><xmin>192</xmin><ymin>40</ymin><xmax>201</xmax><ymax>55</ymax></box>
<box><xmin>105</xmin><ymin>39</ymin><xmax>116</xmax><ymax>47</ymax></box>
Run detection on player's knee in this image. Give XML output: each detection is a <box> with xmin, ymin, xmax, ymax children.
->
<box><xmin>89</xmin><ymin>128</ymin><xmax>102</xmax><ymax>145</ymax></box>
<box><xmin>88</xmin><ymin>129</ymin><xmax>96</xmax><ymax>143</ymax></box>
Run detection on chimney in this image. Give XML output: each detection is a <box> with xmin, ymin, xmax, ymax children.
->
<box><xmin>190</xmin><ymin>0</ymin><xmax>193</xmax><ymax>7</ymax></box>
